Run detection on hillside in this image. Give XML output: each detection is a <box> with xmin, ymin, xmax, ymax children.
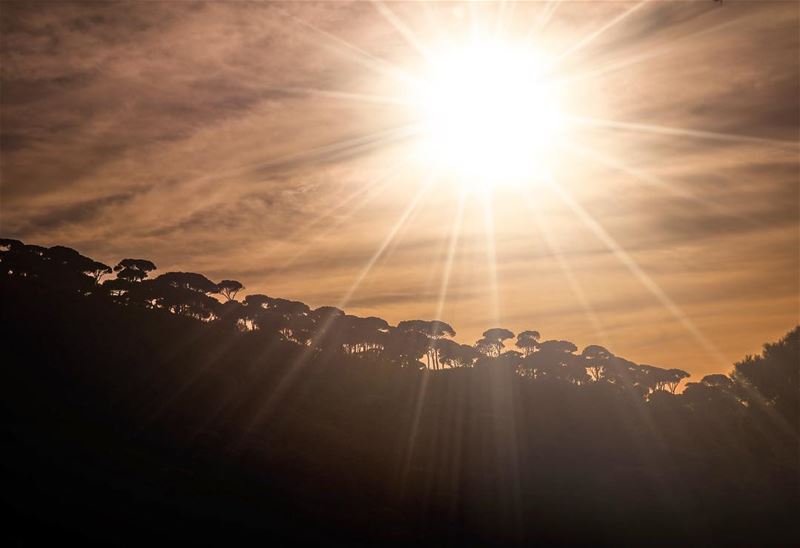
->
<box><xmin>2</xmin><ymin>240</ymin><xmax>798</xmax><ymax>545</ymax></box>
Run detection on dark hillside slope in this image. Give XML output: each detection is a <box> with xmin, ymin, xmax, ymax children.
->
<box><xmin>2</xmin><ymin>278</ymin><xmax>798</xmax><ymax>545</ymax></box>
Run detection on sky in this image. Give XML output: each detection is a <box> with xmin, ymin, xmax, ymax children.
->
<box><xmin>1</xmin><ymin>1</ymin><xmax>798</xmax><ymax>378</ymax></box>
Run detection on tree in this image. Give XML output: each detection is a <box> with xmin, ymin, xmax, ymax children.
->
<box><xmin>515</xmin><ymin>330</ymin><xmax>541</xmax><ymax>357</ymax></box>
<box><xmin>340</xmin><ymin>315</ymin><xmax>389</xmax><ymax>355</ymax></box>
<box><xmin>700</xmin><ymin>373</ymin><xmax>733</xmax><ymax>389</ymax></box>
<box><xmin>218</xmin><ymin>280</ymin><xmax>244</xmax><ymax>302</ymax></box>
<box><xmin>217</xmin><ymin>299</ymin><xmax>246</xmax><ymax>330</ymax></box>
<box><xmin>581</xmin><ymin>345</ymin><xmax>614</xmax><ymax>381</ymax></box>
<box><xmin>10</xmin><ymin>245</ymin><xmax>102</xmax><ymax>293</ymax></box>
<box><xmin>147</xmin><ymin>272</ymin><xmax>220</xmax><ymax>320</ymax></box>
<box><xmin>682</xmin><ymin>374</ymin><xmax>741</xmax><ymax>414</ymax></box>
<box><xmin>241</xmin><ymin>294</ymin><xmax>312</xmax><ymax>342</ymax></box>
<box><xmin>625</xmin><ymin>364</ymin><xmax>688</xmax><ymax>396</ymax></box>
<box><xmin>312</xmin><ymin>306</ymin><xmax>345</xmax><ymax>323</ymax></box>
<box><xmin>383</xmin><ymin>326</ymin><xmax>429</xmax><ymax>368</ymax></box>
<box><xmin>114</xmin><ymin>258</ymin><xmax>157</xmax><ymax>283</ymax></box>
<box><xmin>308</xmin><ymin>306</ymin><xmax>347</xmax><ymax>350</ymax></box>
<box><xmin>266</xmin><ymin>298</ymin><xmax>311</xmax><ymax>342</ymax></box>
<box><xmin>438</xmin><ymin>338</ymin><xmax>479</xmax><ymax>368</ymax></box>
<box><xmin>242</xmin><ymin>294</ymin><xmax>271</xmax><ymax>332</ymax></box>
<box><xmin>633</xmin><ymin>364</ymin><xmax>662</xmax><ymax>395</ymax></box>
<box><xmin>43</xmin><ymin>246</ymin><xmax>111</xmax><ymax>287</ymax></box>
<box><xmin>476</xmin><ymin>328</ymin><xmax>515</xmax><ymax>358</ymax></box>
<box><xmin>156</xmin><ymin>271</ymin><xmax>219</xmax><ymax>294</ymax></box>
<box><xmin>0</xmin><ymin>242</ymin><xmax>48</xmax><ymax>279</ymax></box>
<box><xmin>664</xmin><ymin>368</ymin><xmax>690</xmax><ymax>394</ymax></box>
<box><xmin>494</xmin><ymin>350</ymin><xmax>524</xmax><ymax>372</ymax></box>
<box><xmin>87</xmin><ymin>261</ymin><xmax>113</xmax><ymax>284</ymax></box>
<box><xmin>522</xmin><ymin>340</ymin><xmax>585</xmax><ymax>383</ymax></box>
<box><xmin>0</xmin><ymin>238</ymin><xmax>23</xmax><ymax>251</ymax></box>
<box><xmin>397</xmin><ymin>320</ymin><xmax>456</xmax><ymax>370</ymax></box>
<box><xmin>733</xmin><ymin>326</ymin><xmax>799</xmax><ymax>425</ymax></box>
<box><xmin>0</xmin><ymin>242</ymin><xmax>95</xmax><ymax>291</ymax></box>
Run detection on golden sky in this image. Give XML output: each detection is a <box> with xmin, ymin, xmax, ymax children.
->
<box><xmin>1</xmin><ymin>1</ymin><xmax>798</xmax><ymax>378</ymax></box>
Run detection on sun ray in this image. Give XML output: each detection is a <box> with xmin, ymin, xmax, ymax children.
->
<box><xmin>120</xmin><ymin>124</ymin><xmax>419</xmax><ymax>236</ymax></box>
<box><xmin>493</xmin><ymin>0</ymin><xmax>517</xmax><ymax>36</ymax></box>
<box><xmin>368</xmin><ymin>183</ymin><xmax>437</xmax><ymax>276</ymax></box>
<box><xmin>552</xmin><ymin>11</ymin><xmax>744</xmax><ymax>88</ymax></box>
<box><xmin>482</xmin><ymin>191</ymin><xmax>501</xmax><ymax>326</ymax></box>
<box><xmin>397</xmin><ymin>371</ymin><xmax>431</xmax><ymax>498</ymax></box>
<box><xmin>564</xmin><ymin>140</ymin><xmax>761</xmax><ymax>226</ymax></box>
<box><xmin>371</xmin><ymin>1</ymin><xmax>432</xmax><ymax>61</ymax></box>
<box><xmin>550</xmin><ymin>1</ymin><xmax>648</xmax><ymax>67</ymax></box>
<box><xmin>545</xmin><ymin>175</ymin><xmax>730</xmax><ymax>368</ymax></box>
<box><xmin>435</xmin><ymin>193</ymin><xmax>466</xmax><ymax>324</ymax></box>
<box><xmin>251</xmin><ymin>123</ymin><xmax>421</xmax><ymax>179</ymax></box>
<box><xmin>523</xmin><ymin>195</ymin><xmax>611</xmax><ymax>347</ymax></box>
<box><xmin>276</xmin><ymin>6</ymin><xmax>417</xmax><ymax>86</ymax></box>
<box><xmin>525</xmin><ymin>0</ymin><xmax>563</xmax><ymax>41</ymax></box>
<box><xmin>571</xmin><ymin>116</ymin><xmax>799</xmax><ymax>150</ymax></box>
<box><xmin>336</xmin><ymin>173</ymin><xmax>437</xmax><ymax>310</ymax></box>
<box><xmin>260</xmin><ymin>161</ymin><xmax>409</xmax><ymax>277</ymax></box>
<box><xmin>237</xmin><ymin>176</ymin><xmax>437</xmax><ymax>442</ymax></box>
<box><xmin>278</xmin><ymin>86</ymin><xmax>411</xmax><ymax>107</ymax></box>
<box><xmin>169</xmin><ymin>123</ymin><xmax>418</xmax><ymax>193</ymax></box>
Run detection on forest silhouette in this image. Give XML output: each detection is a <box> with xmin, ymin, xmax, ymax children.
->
<box><xmin>2</xmin><ymin>238</ymin><xmax>798</xmax><ymax>545</ymax></box>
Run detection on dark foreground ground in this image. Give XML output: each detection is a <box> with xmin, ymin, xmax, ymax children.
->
<box><xmin>3</xmin><ymin>281</ymin><xmax>798</xmax><ymax>546</ymax></box>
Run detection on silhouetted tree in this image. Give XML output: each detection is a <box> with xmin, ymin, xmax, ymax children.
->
<box><xmin>700</xmin><ymin>373</ymin><xmax>734</xmax><ymax>389</ymax></box>
<box><xmin>309</xmin><ymin>306</ymin><xmax>347</xmax><ymax>352</ymax></box>
<box><xmin>241</xmin><ymin>293</ymin><xmax>312</xmax><ymax>342</ymax></box>
<box><xmin>383</xmin><ymin>326</ymin><xmax>428</xmax><ymax>368</ymax></box>
<box><xmin>146</xmin><ymin>272</ymin><xmax>220</xmax><ymax>320</ymax></box>
<box><xmin>1</xmin><ymin>242</ymin><xmax>35</xmax><ymax>274</ymax></box>
<box><xmin>267</xmin><ymin>297</ymin><xmax>312</xmax><ymax>342</ymax></box>
<box><xmin>87</xmin><ymin>260</ymin><xmax>113</xmax><ymax>283</ymax></box>
<box><xmin>438</xmin><ymin>338</ymin><xmax>479</xmax><ymax>368</ymax></box>
<box><xmin>640</xmin><ymin>366</ymin><xmax>690</xmax><ymax>394</ymax></box>
<box><xmin>733</xmin><ymin>326</ymin><xmax>799</xmax><ymax>426</ymax></box>
<box><xmin>218</xmin><ymin>280</ymin><xmax>244</xmax><ymax>302</ymax></box>
<box><xmin>114</xmin><ymin>258</ymin><xmax>157</xmax><ymax>282</ymax></box>
<box><xmin>341</xmin><ymin>315</ymin><xmax>389</xmax><ymax>355</ymax></box>
<box><xmin>664</xmin><ymin>368</ymin><xmax>690</xmax><ymax>393</ymax></box>
<box><xmin>522</xmin><ymin>340</ymin><xmax>587</xmax><ymax>383</ymax></box>
<box><xmin>494</xmin><ymin>350</ymin><xmax>524</xmax><ymax>371</ymax></box>
<box><xmin>0</xmin><ymin>238</ymin><xmax>22</xmax><ymax>251</ymax></box>
<box><xmin>476</xmin><ymin>327</ymin><xmax>514</xmax><ymax>357</ymax></box>
<box><xmin>683</xmin><ymin>374</ymin><xmax>742</xmax><ymax>415</ymax></box>
<box><xmin>397</xmin><ymin>320</ymin><xmax>456</xmax><ymax>370</ymax></box>
<box><xmin>581</xmin><ymin>344</ymin><xmax>614</xmax><ymax>381</ymax></box>
<box><xmin>0</xmin><ymin>240</ymin><xmax>48</xmax><ymax>279</ymax></box>
<box><xmin>515</xmin><ymin>330</ymin><xmax>541</xmax><ymax>357</ymax></box>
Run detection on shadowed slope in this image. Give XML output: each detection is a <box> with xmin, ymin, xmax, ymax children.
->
<box><xmin>1</xmin><ymin>240</ymin><xmax>798</xmax><ymax>545</ymax></box>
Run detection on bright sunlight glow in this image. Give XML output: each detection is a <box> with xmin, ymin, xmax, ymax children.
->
<box><xmin>413</xmin><ymin>40</ymin><xmax>567</xmax><ymax>189</ymax></box>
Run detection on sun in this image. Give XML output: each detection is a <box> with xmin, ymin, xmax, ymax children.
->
<box><xmin>412</xmin><ymin>39</ymin><xmax>567</xmax><ymax>189</ymax></box>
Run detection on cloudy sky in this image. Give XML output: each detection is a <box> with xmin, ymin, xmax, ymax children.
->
<box><xmin>1</xmin><ymin>1</ymin><xmax>797</xmax><ymax>377</ymax></box>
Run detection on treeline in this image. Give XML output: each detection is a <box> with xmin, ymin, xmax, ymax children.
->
<box><xmin>2</xmin><ymin>236</ymin><xmax>797</xmax><ymax>430</ymax></box>
<box><xmin>0</xmin><ymin>237</ymin><xmax>740</xmax><ymax>397</ymax></box>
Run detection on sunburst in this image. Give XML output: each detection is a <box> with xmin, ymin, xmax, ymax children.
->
<box><xmin>254</xmin><ymin>0</ymin><xmax>799</xmax><ymax>381</ymax></box>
